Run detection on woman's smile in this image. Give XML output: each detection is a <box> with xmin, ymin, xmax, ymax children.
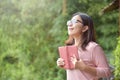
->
<box><xmin>68</xmin><ymin>27</ymin><xmax>74</xmax><ymax>31</ymax></box>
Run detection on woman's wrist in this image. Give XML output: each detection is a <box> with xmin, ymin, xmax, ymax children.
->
<box><xmin>75</xmin><ymin>61</ymin><xmax>87</xmax><ymax>71</ymax></box>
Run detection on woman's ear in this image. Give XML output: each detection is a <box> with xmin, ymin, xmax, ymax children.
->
<box><xmin>82</xmin><ymin>26</ymin><xmax>88</xmax><ymax>32</ymax></box>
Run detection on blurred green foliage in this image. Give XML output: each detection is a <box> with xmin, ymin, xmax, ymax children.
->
<box><xmin>114</xmin><ymin>37</ymin><xmax>120</xmax><ymax>80</ymax></box>
<box><xmin>0</xmin><ymin>0</ymin><xmax>119</xmax><ymax>80</ymax></box>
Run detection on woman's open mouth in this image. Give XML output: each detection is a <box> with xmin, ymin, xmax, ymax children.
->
<box><xmin>68</xmin><ymin>27</ymin><xmax>74</xmax><ymax>31</ymax></box>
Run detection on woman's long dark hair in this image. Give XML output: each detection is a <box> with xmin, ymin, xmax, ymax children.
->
<box><xmin>65</xmin><ymin>12</ymin><xmax>96</xmax><ymax>50</ymax></box>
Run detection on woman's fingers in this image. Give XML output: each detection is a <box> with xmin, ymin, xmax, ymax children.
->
<box><xmin>71</xmin><ymin>55</ymin><xmax>77</xmax><ymax>66</ymax></box>
<box><xmin>57</xmin><ymin>58</ymin><xmax>64</xmax><ymax>66</ymax></box>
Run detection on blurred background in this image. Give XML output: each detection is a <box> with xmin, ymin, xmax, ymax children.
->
<box><xmin>0</xmin><ymin>0</ymin><xmax>119</xmax><ymax>80</ymax></box>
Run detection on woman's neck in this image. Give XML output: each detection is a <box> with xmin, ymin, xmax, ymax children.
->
<box><xmin>74</xmin><ymin>35</ymin><xmax>82</xmax><ymax>47</ymax></box>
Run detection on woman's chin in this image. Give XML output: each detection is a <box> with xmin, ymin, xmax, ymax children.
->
<box><xmin>68</xmin><ymin>32</ymin><xmax>74</xmax><ymax>36</ymax></box>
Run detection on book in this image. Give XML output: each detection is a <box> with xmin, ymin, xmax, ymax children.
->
<box><xmin>58</xmin><ymin>45</ymin><xmax>79</xmax><ymax>69</ymax></box>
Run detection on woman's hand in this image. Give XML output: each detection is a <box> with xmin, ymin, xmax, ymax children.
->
<box><xmin>56</xmin><ymin>58</ymin><xmax>65</xmax><ymax>67</ymax></box>
<box><xmin>71</xmin><ymin>55</ymin><xmax>86</xmax><ymax>70</ymax></box>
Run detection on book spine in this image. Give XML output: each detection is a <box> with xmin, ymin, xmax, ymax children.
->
<box><xmin>66</xmin><ymin>46</ymin><xmax>70</xmax><ymax>69</ymax></box>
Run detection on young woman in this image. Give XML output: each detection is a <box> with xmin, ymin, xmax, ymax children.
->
<box><xmin>56</xmin><ymin>12</ymin><xmax>111</xmax><ymax>80</ymax></box>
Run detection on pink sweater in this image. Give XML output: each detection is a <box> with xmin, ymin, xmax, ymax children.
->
<box><xmin>67</xmin><ymin>42</ymin><xmax>111</xmax><ymax>80</ymax></box>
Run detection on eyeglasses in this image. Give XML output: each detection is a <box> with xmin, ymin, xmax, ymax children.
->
<box><xmin>67</xmin><ymin>19</ymin><xmax>83</xmax><ymax>26</ymax></box>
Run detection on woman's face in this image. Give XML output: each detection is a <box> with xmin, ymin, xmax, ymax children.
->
<box><xmin>67</xmin><ymin>15</ymin><xmax>84</xmax><ymax>37</ymax></box>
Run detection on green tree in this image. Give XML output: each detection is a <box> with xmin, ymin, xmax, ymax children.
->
<box><xmin>0</xmin><ymin>0</ymin><xmax>118</xmax><ymax>80</ymax></box>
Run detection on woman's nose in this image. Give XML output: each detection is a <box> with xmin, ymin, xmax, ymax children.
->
<box><xmin>67</xmin><ymin>22</ymin><xmax>73</xmax><ymax>27</ymax></box>
<box><xmin>68</xmin><ymin>24</ymin><xmax>72</xmax><ymax>27</ymax></box>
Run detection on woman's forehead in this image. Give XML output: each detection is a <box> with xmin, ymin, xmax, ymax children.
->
<box><xmin>72</xmin><ymin>15</ymin><xmax>82</xmax><ymax>20</ymax></box>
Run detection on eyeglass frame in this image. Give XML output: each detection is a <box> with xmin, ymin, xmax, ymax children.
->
<box><xmin>67</xmin><ymin>19</ymin><xmax>83</xmax><ymax>26</ymax></box>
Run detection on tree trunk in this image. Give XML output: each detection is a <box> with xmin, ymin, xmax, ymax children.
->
<box><xmin>118</xmin><ymin>0</ymin><xmax>120</xmax><ymax>36</ymax></box>
<box><xmin>62</xmin><ymin>0</ymin><xmax>67</xmax><ymax>15</ymax></box>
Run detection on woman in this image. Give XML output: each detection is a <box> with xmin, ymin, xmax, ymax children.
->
<box><xmin>56</xmin><ymin>12</ymin><xmax>111</xmax><ymax>80</ymax></box>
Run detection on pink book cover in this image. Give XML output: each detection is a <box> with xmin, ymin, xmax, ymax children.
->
<box><xmin>58</xmin><ymin>45</ymin><xmax>79</xmax><ymax>69</ymax></box>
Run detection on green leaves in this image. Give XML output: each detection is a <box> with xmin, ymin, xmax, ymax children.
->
<box><xmin>114</xmin><ymin>37</ymin><xmax>120</xmax><ymax>79</ymax></box>
<box><xmin>0</xmin><ymin>0</ymin><xmax>119</xmax><ymax>80</ymax></box>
